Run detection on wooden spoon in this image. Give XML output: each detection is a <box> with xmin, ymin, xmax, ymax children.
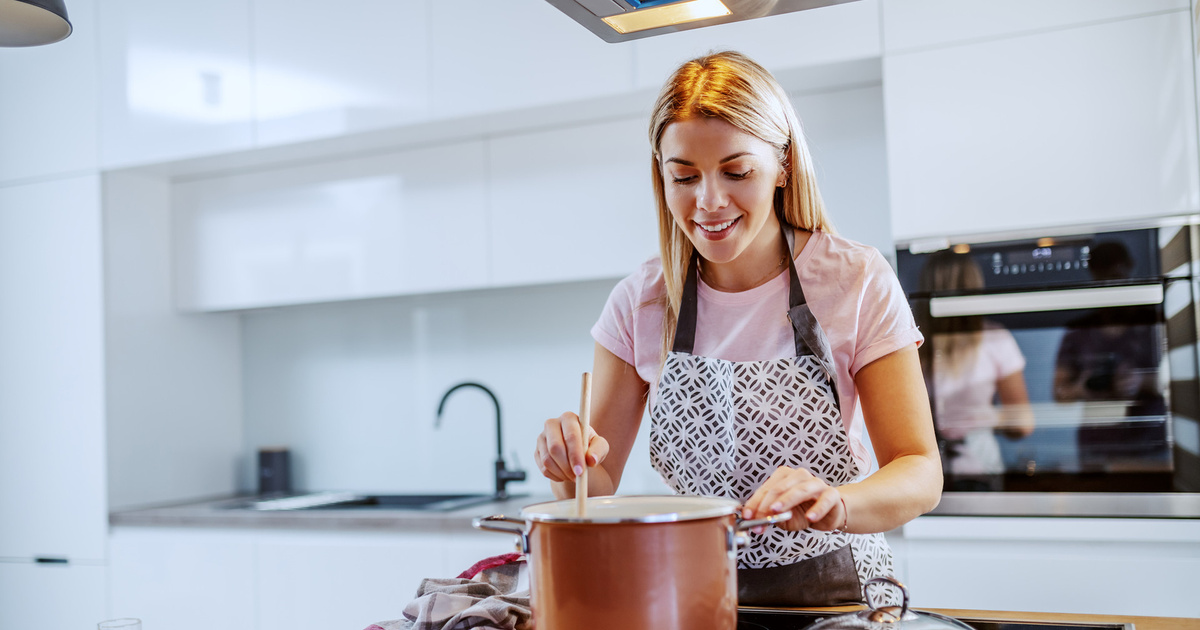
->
<box><xmin>575</xmin><ymin>372</ymin><xmax>592</xmax><ymax>517</ymax></box>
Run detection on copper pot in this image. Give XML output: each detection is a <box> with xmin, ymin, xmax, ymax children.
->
<box><xmin>474</xmin><ymin>495</ymin><xmax>789</xmax><ymax>630</ymax></box>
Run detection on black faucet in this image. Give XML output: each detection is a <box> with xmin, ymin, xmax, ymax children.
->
<box><xmin>435</xmin><ymin>382</ymin><xmax>526</xmax><ymax>500</ymax></box>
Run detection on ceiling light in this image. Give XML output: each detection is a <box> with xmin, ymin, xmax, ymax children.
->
<box><xmin>0</xmin><ymin>0</ymin><xmax>72</xmax><ymax>47</ymax></box>
<box><xmin>602</xmin><ymin>0</ymin><xmax>730</xmax><ymax>34</ymax></box>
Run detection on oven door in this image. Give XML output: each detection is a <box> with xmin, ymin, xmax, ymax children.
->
<box><xmin>915</xmin><ymin>280</ymin><xmax>1200</xmax><ymax>499</ymax></box>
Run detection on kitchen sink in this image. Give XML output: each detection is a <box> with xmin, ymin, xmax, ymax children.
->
<box><xmin>236</xmin><ymin>491</ymin><xmax>511</xmax><ymax>512</ymax></box>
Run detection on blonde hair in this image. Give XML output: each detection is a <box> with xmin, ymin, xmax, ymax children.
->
<box><xmin>917</xmin><ymin>251</ymin><xmax>985</xmax><ymax>373</ymax></box>
<box><xmin>648</xmin><ymin>50</ymin><xmax>834</xmax><ymax>359</ymax></box>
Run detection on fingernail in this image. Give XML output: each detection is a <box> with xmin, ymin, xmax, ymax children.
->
<box><xmin>770</xmin><ymin>502</ymin><xmax>784</xmax><ymax>513</ymax></box>
<box><xmin>807</xmin><ymin>511</ymin><xmax>818</xmax><ymax>521</ymax></box>
<box><xmin>573</xmin><ymin>465</ymin><xmax>583</xmax><ymax>476</ymax></box>
<box><xmin>752</xmin><ymin>526</ymin><xmax>764</xmax><ymax>535</ymax></box>
<box><xmin>742</xmin><ymin>509</ymin><xmax>752</xmax><ymax>519</ymax></box>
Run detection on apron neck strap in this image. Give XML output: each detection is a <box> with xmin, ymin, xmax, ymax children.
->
<box><xmin>672</xmin><ymin>222</ymin><xmax>808</xmax><ymax>355</ymax></box>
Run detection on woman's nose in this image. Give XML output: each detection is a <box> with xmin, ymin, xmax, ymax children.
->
<box><xmin>696</xmin><ymin>177</ymin><xmax>729</xmax><ymax>211</ymax></box>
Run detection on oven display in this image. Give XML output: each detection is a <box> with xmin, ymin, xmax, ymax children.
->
<box><xmin>1005</xmin><ymin>246</ymin><xmax>1082</xmax><ymax>266</ymax></box>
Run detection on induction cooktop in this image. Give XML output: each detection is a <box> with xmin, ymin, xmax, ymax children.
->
<box><xmin>736</xmin><ymin>608</ymin><xmax>1134</xmax><ymax>630</ymax></box>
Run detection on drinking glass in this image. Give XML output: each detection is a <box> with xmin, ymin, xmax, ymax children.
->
<box><xmin>98</xmin><ymin>619</ymin><xmax>142</xmax><ymax>630</ymax></box>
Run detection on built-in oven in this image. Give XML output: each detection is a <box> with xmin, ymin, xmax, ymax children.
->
<box><xmin>896</xmin><ymin>216</ymin><xmax>1200</xmax><ymax>517</ymax></box>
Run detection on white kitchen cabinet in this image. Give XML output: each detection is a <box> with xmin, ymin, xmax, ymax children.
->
<box><xmin>251</xmin><ymin>0</ymin><xmax>431</xmax><ymax>147</ymax></box>
<box><xmin>98</xmin><ymin>0</ymin><xmax>254</xmax><ymax>168</ymax></box>
<box><xmin>881</xmin><ymin>0</ymin><xmax>1188</xmax><ymax>53</ymax></box>
<box><xmin>108</xmin><ymin>527</ymin><xmax>256</xmax><ymax>630</ymax></box>
<box><xmin>429</xmin><ymin>0</ymin><xmax>633</xmax><ymax>119</ymax></box>
<box><xmin>0</xmin><ymin>176</ymin><xmax>107</xmax><ymax>562</ymax></box>
<box><xmin>632</xmin><ymin>0</ymin><xmax>881</xmax><ymax>89</ymax></box>
<box><xmin>174</xmin><ymin>139</ymin><xmax>488</xmax><ymax>311</ymax></box>
<box><xmin>0</xmin><ymin>0</ymin><xmax>98</xmax><ymax>184</ymax></box>
<box><xmin>0</xmin><ymin>561</ymin><xmax>107</xmax><ymax>629</ymax></box>
<box><xmin>899</xmin><ymin>516</ymin><xmax>1200</xmax><ymax>617</ymax></box>
<box><xmin>488</xmin><ymin>116</ymin><xmax>658</xmax><ymax>287</ymax></box>
<box><xmin>108</xmin><ymin>526</ymin><xmax>514</xmax><ymax>630</ymax></box>
<box><xmin>884</xmin><ymin>10</ymin><xmax>1199</xmax><ymax>241</ymax></box>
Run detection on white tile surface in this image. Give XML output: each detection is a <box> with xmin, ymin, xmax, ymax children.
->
<box><xmin>251</xmin><ymin>0</ymin><xmax>432</xmax><ymax>146</ymax></box>
<box><xmin>0</xmin><ymin>0</ymin><xmax>99</xmax><ymax>183</ymax></box>
<box><xmin>98</xmin><ymin>0</ymin><xmax>254</xmax><ymax>168</ymax></box>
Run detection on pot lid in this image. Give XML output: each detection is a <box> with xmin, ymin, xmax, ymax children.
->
<box><xmin>520</xmin><ymin>494</ymin><xmax>740</xmax><ymax>523</ymax></box>
<box><xmin>808</xmin><ymin>577</ymin><xmax>974</xmax><ymax>630</ymax></box>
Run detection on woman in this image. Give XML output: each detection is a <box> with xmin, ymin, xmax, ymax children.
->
<box><xmin>917</xmin><ymin>250</ymin><xmax>1035</xmax><ymax>490</ymax></box>
<box><xmin>533</xmin><ymin>51</ymin><xmax>941</xmax><ymax>606</ymax></box>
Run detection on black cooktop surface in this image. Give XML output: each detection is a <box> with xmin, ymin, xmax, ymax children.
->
<box><xmin>736</xmin><ymin>608</ymin><xmax>1133</xmax><ymax>630</ymax></box>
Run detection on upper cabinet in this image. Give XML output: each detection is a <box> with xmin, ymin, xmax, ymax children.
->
<box><xmin>98</xmin><ymin>0</ymin><xmax>255</xmax><ymax>169</ymax></box>
<box><xmin>633</xmin><ymin>0</ymin><xmax>881</xmax><ymax>89</ymax></box>
<box><xmin>0</xmin><ymin>0</ymin><xmax>98</xmax><ymax>184</ymax></box>
<box><xmin>174</xmin><ymin>140</ymin><xmax>489</xmax><ymax>311</ymax></box>
<box><xmin>429</xmin><ymin>0</ymin><xmax>634</xmax><ymax>119</ymax></box>
<box><xmin>881</xmin><ymin>0</ymin><xmax>1189</xmax><ymax>53</ymax></box>
<box><xmin>884</xmin><ymin>9</ymin><xmax>1199</xmax><ymax>240</ymax></box>
<box><xmin>250</xmin><ymin>0</ymin><xmax>431</xmax><ymax>147</ymax></box>
<box><xmin>487</xmin><ymin>117</ymin><xmax>658</xmax><ymax>287</ymax></box>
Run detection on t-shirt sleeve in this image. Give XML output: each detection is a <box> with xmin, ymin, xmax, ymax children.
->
<box><xmin>590</xmin><ymin>272</ymin><xmax>640</xmax><ymax>367</ymax></box>
<box><xmin>991</xmin><ymin>327</ymin><xmax>1027</xmax><ymax>378</ymax></box>
<box><xmin>850</xmin><ymin>249</ymin><xmax>925</xmax><ymax>375</ymax></box>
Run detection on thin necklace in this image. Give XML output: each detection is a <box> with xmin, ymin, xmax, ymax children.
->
<box><xmin>699</xmin><ymin>252</ymin><xmax>789</xmax><ymax>292</ymax></box>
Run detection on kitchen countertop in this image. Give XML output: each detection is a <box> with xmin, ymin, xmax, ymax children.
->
<box><xmin>109</xmin><ymin>493</ymin><xmax>551</xmax><ymax>533</ymax></box>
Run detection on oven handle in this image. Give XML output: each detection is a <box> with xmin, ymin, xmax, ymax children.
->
<box><xmin>930</xmin><ymin>283</ymin><xmax>1164</xmax><ymax>318</ymax></box>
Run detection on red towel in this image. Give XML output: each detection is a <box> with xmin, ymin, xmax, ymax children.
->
<box><xmin>456</xmin><ymin>553</ymin><xmax>523</xmax><ymax>580</ymax></box>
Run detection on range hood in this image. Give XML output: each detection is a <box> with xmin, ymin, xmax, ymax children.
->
<box><xmin>545</xmin><ymin>0</ymin><xmax>860</xmax><ymax>43</ymax></box>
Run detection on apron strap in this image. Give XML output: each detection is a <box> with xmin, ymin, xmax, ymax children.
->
<box><xmin>671</xmin><ymin>255</ymin><xmax>701</xmax><ymax>354</ymax></box>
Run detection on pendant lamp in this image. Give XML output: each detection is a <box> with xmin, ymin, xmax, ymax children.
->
<box><xmin>0</xmin><ymin>0</ymin><xmax>71</xmax><ymax>47</ymax></box>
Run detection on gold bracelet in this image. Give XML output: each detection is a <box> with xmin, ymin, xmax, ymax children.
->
<box><xmin>838</xmin><ymin>496</ymin><xmax>849</xmax><ymax>532</ymax></box>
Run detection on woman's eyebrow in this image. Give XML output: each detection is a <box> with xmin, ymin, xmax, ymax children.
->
<box><xmin>664</xmin><ymin>152</ymin><xmax>753</xmax><ymax>166</ymax></box>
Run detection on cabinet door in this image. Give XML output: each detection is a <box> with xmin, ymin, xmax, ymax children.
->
<box><xmin>0</xmin><ymin>0</ymin><xmax>98</xmax><ymax>183</ymax></box>
<box><xmin>0</xmin><ymin>176</ymin><xmax>107</xmax><ymax>561</ymax></box>
<box><xmin>0</xmin><ymin>561</ymin><xmax>107</xmax><ymax>629</ymax></box>
<box><xmin>108</xmin><ymin>527</ymin><xmax>256</xmax><ymax>630</ymax></box>
<box><xmin>885</xmin><ymin>11</ymin><xmax>1199</xmax><ymax>240</ymax></box>
<box><xmin>632</xmin><ymin>0</ymin><xmax>881</xmax><ymax>89</ymax></box>
<box><xmin>488</xmin><ymin>117</ymin><xmax>658</xmax><ymax>287</ymax></box>
<box><xmin>882</xmin><ymin>0</ymin><xmax>1188</xmax><ymax>53</ymax></box>
<box><xmin>174</xmin><ymin>140</ymin><xmax>488</xmax><ymax>311</ymax></box>
<box><xmin>430</xmin><ymin>0</ymin><xmax>633</xmax><ymax>119</ymax></box>
<box><xmin>256</xmin><ymin>531</ymin><xmax>446</xmax><ymax>630</ymax></box>
<box><xmin>98</xmin><ymin>0</ymin><xmax>254</xmax><ymax>168</ymax></box>
<box><xmin>251</xmin><ymin>0</ymin><xmax>431</xmax><ymax>146</ymax></box>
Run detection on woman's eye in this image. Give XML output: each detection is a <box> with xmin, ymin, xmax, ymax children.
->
<box><xmin>726</xmin><ymin>170</ymin><xmax>752</xmax><ymax>180</ymax></box>
<box><xmin>671</xmin><ymin>175</ymin><xmax>696</xmax><ymax>184</ymax></box>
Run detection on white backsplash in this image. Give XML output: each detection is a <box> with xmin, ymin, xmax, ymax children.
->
<box><xmin>241</xmin><ymin>279</ymin><xmax>673</xmax><ymax>497</ymax></box>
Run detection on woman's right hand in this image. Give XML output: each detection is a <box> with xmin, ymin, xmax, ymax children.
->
<box><xmin>535</xmin><ymin>412</ymin><xmax>610</xmax><ymax>482</ymax></box>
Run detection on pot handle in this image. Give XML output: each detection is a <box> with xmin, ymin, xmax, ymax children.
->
<box><xmin>472</xmin><ymin>515</ymin><xmax>525</xmax><ymax>534</ymax></box>
<box><xmin>736</xmin><ymin>510</ymin><xmax>792</xmax><ymax>531</ymax></box>
<box><xmin>472</xmin><ymin>515</ymin><xmax>530</xmax><ymax>554</ymax></box>
<box><xmin>864</xmin><ymin>576</ymin><xmax>910</xmax><ymax>620</ymax></box>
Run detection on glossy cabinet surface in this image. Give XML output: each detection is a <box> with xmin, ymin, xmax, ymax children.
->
<box><xmin>98</xmin><ymin>0</ymin><xmax>255</xmax><ymax>168</ymax></box>
<box><xmin>251</xmin><ymin>0</ymin><xmax>431</xmax><ymax>146</ymax></box>
<box><xmin>881</xmin><ymin>0</ymin><xmax>1188</xmax><ymax>53</ymax></box>
<box><xmin>0</xmin><ymin>562</ymin><xmax>107</xmax><ymax>629</ymax></box>
<box><xmin>488</xmin><ymin>116</ymin><xmax>657</xmax><ymax>287</ymax></box>
<box><xmin>0</xmin><ymin>176</ymin><xmax>107</xmax><ymax>562</ymax></box>
<box><xmin>885</xmin><ymin>10</ymin><xmax>1199</xmax><ymax>240</ymax></box>
<box><xmin>632</xmin><ymin>0</ymin><xmax>881</xmax><ymax>89</ymax></box>
<box><xmin>174</xmin><ymin>140</ymin><xmax>488</xmax><ymax>311</ymax></box>
<box><xmin>0</xmin><ymin>0</ymin><xmax>98</xmax><ymax>184</ymax></box>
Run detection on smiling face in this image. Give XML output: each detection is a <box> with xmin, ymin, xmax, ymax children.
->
<box><xmin>658</xmin><ymin>116</ymin><xmax>786</xmax><ymax>272</ymax></box>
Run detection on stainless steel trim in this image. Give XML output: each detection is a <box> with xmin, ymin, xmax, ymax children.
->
<box><xmin>897</xmin><ymin>213</ymin><xmax>1200</xmax><ymax>250</ymax></box>
<box><xmin>931</xmin><ymin>493</ymin><xmax>1200</xmax><ymax>518</ymax></box>
<box><xmin>929</xmin><ymin>284</ymin><xmax>1163</xmax><ymax>318</ymax></box>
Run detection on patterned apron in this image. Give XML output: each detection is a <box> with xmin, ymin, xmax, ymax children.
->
<box><xmin>649</xmin><ymin>224</ymin><xmax>893</xmax><ymax>607</ymax></box>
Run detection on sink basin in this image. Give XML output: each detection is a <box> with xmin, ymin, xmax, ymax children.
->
<box><xmin>238</xmin><ymin>492</ymin><xmax>512</xmax><ymax>512</ymax></box>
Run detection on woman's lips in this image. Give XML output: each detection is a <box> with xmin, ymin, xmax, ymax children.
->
<box><xmin>695</xmin><ymin>216</ymin><xmax>740</xmax><ymax>240</ymax></box>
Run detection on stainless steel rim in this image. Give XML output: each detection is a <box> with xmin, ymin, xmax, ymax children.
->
<box><xmin>519</xmin><ymin>495</ymin><xmax>741</xmax><ymax>524</ymax></box>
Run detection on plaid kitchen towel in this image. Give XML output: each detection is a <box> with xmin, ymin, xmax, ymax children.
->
<box><xmin>365</xmin><ymin>555</ymin><xmax>530</xmax><ymax>630</ymax></box>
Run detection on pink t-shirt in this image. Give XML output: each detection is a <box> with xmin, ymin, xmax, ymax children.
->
<box><xmin>932</xmin><ymin>324</ymin><xmax>1026</xmax><ymax>441</ymax></box>
<box><xmin>590</xmin><ymin>229</ymin><xmax>924</xmax><ymax>471</ymax></box>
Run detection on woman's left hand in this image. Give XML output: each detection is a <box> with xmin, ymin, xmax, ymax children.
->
<box><xmin>742</xmin><ymin>466</ymin><xmax>847</xmax><ymax>532</ymax></box>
